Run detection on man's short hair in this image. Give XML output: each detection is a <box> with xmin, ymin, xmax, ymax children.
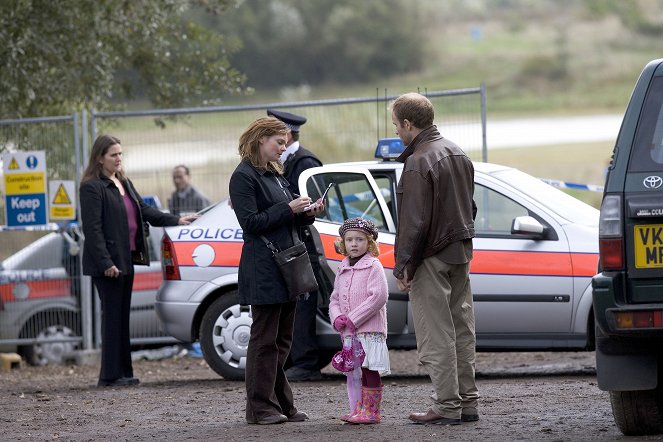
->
<box><xmin>390</xmin><ymin>93</ymin><xmax>435</xmax><ymax>129</ymax></box>
<box><xmin>173</xmin><ymin>164</ymin><xmax>190</xmax><ymax>175</ymax></box>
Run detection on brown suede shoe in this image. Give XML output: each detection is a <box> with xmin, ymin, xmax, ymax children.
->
<box><xmin>409</xmin><ymin>410</ymin><xmax>461</xmax><ymax>425</ymax></box>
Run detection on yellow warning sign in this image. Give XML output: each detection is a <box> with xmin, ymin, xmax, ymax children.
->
<box><xmin>8</xmin><ymin>157</ymin><xmax>19</xmax><ymax>170</ymax></box>
<box><xmin>48</xmin><ymin>180</ymin><xmax>76</xmax><ymax>221</ymax></box>
<box><xmin>5</xmin><ymin>172</ymin><xmax>45</xmax><ymax>194</ymax></box>
<box><xmin>52</xmin><ymin>184</ymin><xmax>72</xmax><ymax>204</ymax></box>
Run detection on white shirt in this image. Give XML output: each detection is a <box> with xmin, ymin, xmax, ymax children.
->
<box><xmin>280</xmin><ymin>141</ymin><xmax>300</xmax><ymax>164</ymax></box>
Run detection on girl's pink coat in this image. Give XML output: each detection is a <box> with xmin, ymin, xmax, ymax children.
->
<box><xmin>328</xmin><ymin>254</ymin><xmax>388</xmax><ymax>334</ymax></box>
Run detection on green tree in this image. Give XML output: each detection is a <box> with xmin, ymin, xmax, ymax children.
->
<box><xmin>0</xmin><ymin>0</ymin><xmax>248</xmax><ymax>119</ymax></box>
<box><xmin>210</xmin><ymin>0</ymin><xmax>426</xmax><ymax>88</ymax></box>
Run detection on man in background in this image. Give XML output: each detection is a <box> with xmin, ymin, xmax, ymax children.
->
<box><xmin>267</xmin><ymin>109</ymin><xmax>324</xmax><ymax>381</ymax></box>
<box><xmin>169</xmin><ymin>164</ymin><xmax>210</xmax><ymax>358</ymax></box>
<box><xmin>169</xmin><ymin>165</ymin><xmax>211</xmax><ymax>216</ymax></box>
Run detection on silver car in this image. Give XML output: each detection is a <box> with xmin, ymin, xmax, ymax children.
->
<box><xmin>0</xmin><ymin>224</ymin><xmax>172</xmax><ymax>365</ymax></box>
<box><xmin>156</xmin><ymin>140</ymin><xmax>600</xmax><ymax>380</ymax></box>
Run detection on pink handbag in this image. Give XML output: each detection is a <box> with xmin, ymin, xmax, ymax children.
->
<box><xmin>332</xmin><ymin>334</ymin><xmax>365</xmax><ymax>372</ymax></box>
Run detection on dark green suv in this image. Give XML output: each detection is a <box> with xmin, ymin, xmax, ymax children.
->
<box><xmin>593</xmin><ymin>58</ymin><xmax>663</xmax><ymax>436</ymax></box>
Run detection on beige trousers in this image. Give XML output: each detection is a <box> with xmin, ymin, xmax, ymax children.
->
<box><xmin>410</xmin><ymin>256</ymin><xmax>479</xmax><ymax>418</ymax></box>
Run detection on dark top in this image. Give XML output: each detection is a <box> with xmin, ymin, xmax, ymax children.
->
<box><xmin>169</xmin><ymin>185</ymin><xmax>211</xmax><ymax>216</ymax></box>
<box><xmin>229</xmin><ymin>160</ymin><xmax>314</xmax><ymax>305</ymax></box>
<box><xmin>282</xmin><ymin>146</ymin><xmax>322</xmax><ymax>195</ymax></box>
<box><xmin>80</xmin><ymin>175</ymin><xmax>180</xmax><ymax>277</ymax></box>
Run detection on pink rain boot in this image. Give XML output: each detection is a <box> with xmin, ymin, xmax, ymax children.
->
<box><xmin>346</xmin><ymin>386</ymin><xmax>382</xmax><ymax>424</ymax></box>
<box><xmin>339</xmin><ymin>397</ymin><xmax>362</xmax><ymax>422</ymax></box>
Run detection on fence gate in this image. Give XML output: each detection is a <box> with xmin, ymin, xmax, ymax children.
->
<box><xmin>0</xmin><ymin>114</ymin><xmax>85</xmax><ymax>365</ymax></box>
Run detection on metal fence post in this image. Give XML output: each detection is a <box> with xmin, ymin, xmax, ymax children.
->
<box><xmin>481</xmin><ymin>82</ymin><xmax>488</xmax><ymax>162</ymax></box>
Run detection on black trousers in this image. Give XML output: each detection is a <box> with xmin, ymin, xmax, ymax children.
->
<box><xmin>245</xmin><ymin>302</ymin><xmax>297</xmax><ymax>421</ymax></box>
<box><xmin>93</xmin><ymin>274</ymin><xmax>135</xmax><ymax>382</ymax></box>
<box><xmin>288</xmin><ymin>257</ymin><xmax>320</xmax><ymax>370</ymax></box>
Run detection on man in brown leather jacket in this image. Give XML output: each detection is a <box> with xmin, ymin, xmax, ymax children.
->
<box><xmin>391</xmin><ymin>93</ymin><xmax>480</xmax><ymax>426</ymax></box>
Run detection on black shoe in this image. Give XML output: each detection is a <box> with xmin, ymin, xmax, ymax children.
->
<box><xmin>285</xmin><ymin>366</ymin><xmax>322</xmax><ymax>382</ymax></box>
<box><xmin>247</xmin><ymin>414</ymin><xmax>288</xmax><ymax>425</ymax></box>
<box><xmin>461</xmin><ymin>413</ymin><xmax>479</xmax><ymax>422</ymax></box>
<box><xmin>97</xmin><ymin>377</ymin><xmax>140</xmax><ymax>387</ymax></box>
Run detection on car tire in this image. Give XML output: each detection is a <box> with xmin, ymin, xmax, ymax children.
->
<box><xmin>199</xmin><ymin>291</ymin><xmax>251</xmax><ymax>381</ymax></box>
<box><xmin>18</xmin><ymin>310</ymin><xmax>80</xmax><ymax>366</ymax></box>
<box><xmin>610</xmin><ymin>387</ymin><xmax>663</xmax><ymax>435</ymax></box>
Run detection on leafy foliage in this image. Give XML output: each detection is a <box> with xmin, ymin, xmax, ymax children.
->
<box><xmin>207</xmin><ymin>0</ymin><xmax>427</xmax><ymax>88</ymax></box>
<box><xmin>0</xmin><ymin>0</ymin><xmax>248</xmax><ymax>119</ymax></box>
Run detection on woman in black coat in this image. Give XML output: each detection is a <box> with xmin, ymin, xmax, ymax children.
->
<box><xmin>229</xmin><ymin>117</ymin><xmax>324</xmax><ymax>425</ymax></box>
<box><xmin>80</xmin><ymin>134</ymin><xmax>195</xmax><ymax>387</ymax></box>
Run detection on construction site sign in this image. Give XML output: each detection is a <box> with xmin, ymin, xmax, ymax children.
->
<box><xmin>3</xmin><ymin>151</ymin><xmax>47</xmax><ymax>227</ymax></box>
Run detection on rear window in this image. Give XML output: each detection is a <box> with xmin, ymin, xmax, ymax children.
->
<box><xmin>628</xmin><ymin>75</ymin><xmax>663</xmax><ymax>172</ymax></box>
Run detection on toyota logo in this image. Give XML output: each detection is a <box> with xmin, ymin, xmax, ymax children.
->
<box><xmin>643</xmin><ymin>176</ymin><xmax>663</xmax><ymax>189</ymax></box>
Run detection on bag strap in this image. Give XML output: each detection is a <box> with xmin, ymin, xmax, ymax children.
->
<box><xmin>260</xmin><ymin>235</ymin><xmax>280</xmax><ymax>254</ymax></box>
<box><xmin>261</xmin><ymin>175</ymin><xmax>302</xmax><ymax>253</ymax></box>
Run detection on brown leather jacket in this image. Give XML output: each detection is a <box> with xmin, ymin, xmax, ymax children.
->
<box><xmin>393</xmin><ymin>126</ymin><xmax>475</xmax><ymax>281</ymax></box>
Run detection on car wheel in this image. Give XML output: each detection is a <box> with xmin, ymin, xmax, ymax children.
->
<box><xmin>199</xmin><ymin>291</ymin><xmax>251</xmax><ymax>380</ymax></box>
<box><xmin>610</xmin><ymin>387</ymin><xmax>663</xmax><ymax>435</ymax></box>
<box><xmin>19</xmin><ymin>314</ymin><xmax>80</xmax><ymax>366</ymax></box>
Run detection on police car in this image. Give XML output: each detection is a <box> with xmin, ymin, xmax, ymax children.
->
<box><xmin>156</xmin><ymin>139</ymin><xmax>600</xmax><ymax>380</ymax></box>
<box><xmin>0</xmin><ymin>222</ymin><xmax>173</xmax><ymax>365</ymax></box>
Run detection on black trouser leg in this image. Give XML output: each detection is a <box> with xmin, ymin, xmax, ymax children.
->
<box><xmin>94</xmin><ymin>274</ymin><xmax>134</xmax><ymax>382</ymax></box>
<box><xmin>288</xmin><ymin>258</ymin><xmax>320</xmax><ymax>371</ymax></box>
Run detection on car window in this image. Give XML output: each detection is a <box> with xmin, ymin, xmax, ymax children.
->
<box><xmin>2</xmin><ymin>233</ymin><xmax>64</xmax><ymax>270</ymax></box>
<box><xmin>371</xmin><ymin>172</ymin><xmax>397</xmax><ymax>223</ymax></box>
<box><xmin>474</xmin><ymin>183</ymin><xmax>529</xmax><ymax>236</ymax></box>
<box><xmin>492</xmin><ymin>168</ymin><xmax>598</xmax><ymax>226</ymax></box>
<box><xmin>306</xmin><ymin>172</ymin><xmax>388</xmax><ymax>231</ymax></box>
<box><xmin>628</xmin><ymin>75</ymin><xmax>663</xmax><ymax>172</ymax></box>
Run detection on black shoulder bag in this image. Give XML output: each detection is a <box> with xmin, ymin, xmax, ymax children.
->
<box><xmin>261</xmin><ymin>225</ymin><xmax>318</xmax><ymax>300</ymax></box>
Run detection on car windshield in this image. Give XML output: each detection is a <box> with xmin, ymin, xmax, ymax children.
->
<box><xmin>492</xmin><ymin>168</ymin><xmax>599</xmax><ymax>226</ymax></box>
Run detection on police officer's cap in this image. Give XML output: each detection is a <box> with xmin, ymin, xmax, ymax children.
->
<box><xmin>267</xmin><ymin>109</ymin><xmax>307</xmax><ymax>133</ymax></box>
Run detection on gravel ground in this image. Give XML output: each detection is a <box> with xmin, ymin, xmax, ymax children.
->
<box><xmin>2</xmin><ymin>349</ymin><xmax>657</xmax><ymax>441</ymax></box>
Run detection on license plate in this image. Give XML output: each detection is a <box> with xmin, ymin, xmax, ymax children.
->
<box><xmin>634</xmin><ymin>224</ymin><xmax>663</xmax><ymax>268</ymax></box>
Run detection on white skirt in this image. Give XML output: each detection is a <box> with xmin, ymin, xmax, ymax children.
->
<box><xmin>357</xmin><ymin>332</ymin><xmax>390</xmax><ymax>376</ymax></box>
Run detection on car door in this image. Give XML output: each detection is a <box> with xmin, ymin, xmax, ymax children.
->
<box><xmin>298</xmin><ymin>167</ymin><xmax>408</xmax><ymax>337</ymax></box>
<box><xmin>471</xmin><ymin>172</ymin><xmax>575</xmax><ymax>343</ymax></box>
<box><xmin>129</xmin><ymin>226</ymin><xmax>172</xmax><ymax>342</ymax></box>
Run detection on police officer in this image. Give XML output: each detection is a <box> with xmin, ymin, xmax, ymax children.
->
<box><xmin>267</xmin><ymin>109</ymin><xmax>324</xmax><ymax>381</ymax></box>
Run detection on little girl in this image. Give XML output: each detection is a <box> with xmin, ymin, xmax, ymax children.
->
<box><xmin>329</xmin><ymin>217</ymin><xmax>389</xmax><ymax>424</ymax></box>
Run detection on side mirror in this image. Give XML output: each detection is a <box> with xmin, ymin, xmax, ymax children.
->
<box><xmin>511</xmin><ymin>215</ymin><xmax>544</xmax><ymax>235</ymax></box>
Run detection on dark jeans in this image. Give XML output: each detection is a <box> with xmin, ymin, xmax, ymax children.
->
<box><xmin>93</xmin><ymin>274</ymin><xmax>135</xmax><ymax>382</ymax></box>
<box><xmin>245</xmin><ymin>301</ymin><xmax>298</xmax><ymax>421</ymax></box>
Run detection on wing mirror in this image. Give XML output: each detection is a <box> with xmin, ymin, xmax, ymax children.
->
<box><xmin>511</xmin><ymin>215</ymin><xmax>544</xmax><ymax>235</ymax></box>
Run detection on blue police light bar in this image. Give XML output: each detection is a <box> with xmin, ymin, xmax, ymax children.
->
<box><xmin>374</xmin><ymin>138</ymin><xmax>405</xmax><ymax>160</ymax></box>
<box><xmin>142</xmin><ymin>195</ymin><xmax>162</xmax><ymax>209</ymax></box>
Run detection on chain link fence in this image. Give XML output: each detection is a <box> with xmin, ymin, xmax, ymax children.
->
<box><xmin>0</xmin><ymin>87</ymin><xmax>486</xmax><ymax>364</ymax></box>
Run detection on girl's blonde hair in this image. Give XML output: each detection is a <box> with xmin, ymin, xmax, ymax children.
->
<box><xmin>335</xmin><ymin>231</ymin><xmax>380</xmax><ymax>257</ymax></box>
<box><xmin>238</xmin><ymin>117</ymin><xmax>288</xmax><ymax>174</ymax></box>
